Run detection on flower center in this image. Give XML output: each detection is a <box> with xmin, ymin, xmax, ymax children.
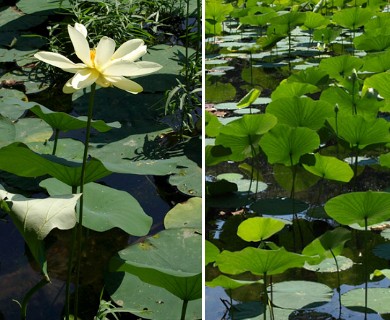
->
<box><xmin>90</xmin><ymin>49</ymin><xmax>96</xmax><ymax>66</ymax></box>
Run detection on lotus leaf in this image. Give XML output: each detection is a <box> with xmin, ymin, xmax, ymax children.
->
<box><xmin>164</xmin><ymin>197</ymin><xmax>202</xmax><ymax>230</ymax></box>
<box><xmin>325</xmin><ymin>191</ymin><xmax>390</xmax><ymax>227</ymax></box>
<box><xmin>259</xmin><ymin>124</ymin><xmax>320</xmax><ymax>166</ymax></box>
<box><xmin>237</xmin><ymin>217</ymin><xmax>286</xmax><ymax>242</ymax></box>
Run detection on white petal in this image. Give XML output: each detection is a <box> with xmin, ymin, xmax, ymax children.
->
<box><xmin>106</xmin><ymin>76</ymin><xmax>143</xmax><ymax>94</ymax></box>
<box><xmin>70</xmin><ymin>69</ymin><xmax>99</xmax><ymax>90</ymax></box>
<box><xmin>115</xmin><ymin>45</ymin><xmax>147</xmax><ymax>63</ymax></box>
<box><xmin>111</xmin><ymin>39</ymin><xmax>145</xmax><ymax>61</ymax></box>
<box><xmin>63</xmin><ymin>80</ymin><xmax>77</xmax><ymax>94</ymax></box>
<box><xmin>34</xmin><ymin>51</ymin><xmax>85</xmax><ymax>73</ymax></box>
<box><xmin>74</xmin><ymin>23</ymin><xmax>88</xmax><ymax>38</ymax></box>
<box><xmin>95</xmin><ymin>36</ymin><xmax>116</xmax><ymax>69</ymax></box>
<box><xmin>103</xmin><ymin>60</ymin><xmax>162</xmax><ymax>77</ymax></box>
<box><xmin>68</xmin><ymin>25</ymin><xmax>92</xmax><ymax>67</ymax></box>
<box><xmin>95</xmin><ymin>75</ymin><xmax>112</xmax><ymax>88</ymax></box>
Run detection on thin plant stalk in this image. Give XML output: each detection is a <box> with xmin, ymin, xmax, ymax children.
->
<box><xmin>65</xmin><ymin>184</ymin><xmax>78</xmax><ymax>320</ymax></box>
<box><xmin>330</xmin><ymin>249</ymin><xmax>342</xmax><ymax>318</ymax></box>
<box><xmin>52</xmin><ymin>128</ymin><xmax>60</xmax><ymax>155</ymax></box>
<box><xmin>21</xmin><ymin>276</ymin><xmax>50</xmax><ymax>320</ymax></box>
<box><xmin>364</xmin><ymin>217</ymin><xmax>369</xmax><ymax>320</ymax></box>
<box><xmin>263</xmin><ymin>272</ymin><xmax>268</xmax><ymax>320</ymax></box>
<box><xmin>180</xmin><ymin>299</ymin><xmax>188</xmax><ymax>320</ymax></box>
<box><xmin>73</xmin><ymin>83</ymin><xmax>97</xmax><ymax>318</ymax></box>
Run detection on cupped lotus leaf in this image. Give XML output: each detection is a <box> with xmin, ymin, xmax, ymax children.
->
<box><xmin>110</xmin><ymin>228</ymin><xmax>201</xmax><ymax>301</ymax></box>
<box><xmin>274</xmin><ymin>163</ymin><xmax>320</xmax><ymax>193</ymax></box>
<box><xmin>270</xmin><ymin>281</ymin><xmax>332</xmax><ymax>309</ymax></box>
<box><xmin>238</xmin><ymin>163</ymin><xmax>264</xmax><ymax>181</ymax></box>
<box><xmin>354</xmin><ymin>33</ymin><xmax>390</xmax><ymax>52</ymax></box>
<box><xmin>320</xmin><ymin>86</ymin><xmax>381</xmax><ymax>118</ymax></box>
<box><xmin>40</xmin><ymin>178</ymin><xmax>152</xmax><ymax>236</ymax></box>
<box><xmin>303</xmin><ymin>12</ymin><xmax>330</xmax><ymax>29</ymax></box>
<box><xmin>239</xmin><ymin>11</ymin><xmax>278</xmax><ymax>26</ymax></box>
<box><xmin>164</xmin><ymin>197</ymin><xmax>201</xmax><ymax>230</ymax></box>
<box><xmin>206</xmin><ymin>179</ymin><xmax>237</xmax><ymax>197</ymax></box>
<box><xmin>215</xmin><ymin>114</ymin><xmax>277</xmax><ymax>161</ymax></box>
<box><xmin>0</xmin><ymin>186</ymin><xmax>80</xmax><ymax>276</ymax></box>
<box><xmin>0</xmin><ymin>143</ymin><xmax>111</xmax><ymax>187</ymax></box>
<box><xmin>30</xmin><ymin>104</ymin><xmax>120</xmax><ymax>132</ymax></box>
<box><xmin>206</xmin><ymin>274</ymin><xmax>263</xmax><ymax>289</ymax></box>
<box><xmin>362</xmin><ymin>72</ymin><xmax>390</xmax><ymax>100</ymax></box>
<box><xmin>215</xmin><ymin>247</ymin><xmax>306</xmax><ymax>276</ymax></box>
<box><xmin>288</xmin><ymin>66</ymin><xmax>329</xmax><ymax>88</ymax></box>
<box><xmin>259</xmin><ymin>124</ymin><xmax>320</xmax><ymax>166</ymax></box>
<box><xmin>324</xmin><ymin>191</ymin><xmax>390</xmax><ymax>228</ymax></box>
<box><xmin>266</xmin><ymin>97</ymin><xmax>333</xmax><ymax>130</ymax></box>
<box><xmin>302</xmin><ymin>153</ymin><xmax>354</xmax><ymax>182</ymax></box>
<box><xmin>270</xmin><ymin>81</ymin><xmax>320</xmax><ymax>101</ymax></box>
<box><xmin>205</xmin><ymin>80</ymin><xmax>236</xmax><ymax>103</ymax></box>
<box><xmin>205</xmin><ymin>111</ymin><xmax>222</xmax><ymax>137</ymax></box>
<box><xmin>270</xmin><ymin>11</ymin><xmax>306</xmax><ymax>29</ymax></box>
<box><xmin>237</xmin><ymin>217</ymin><xmax>286</xmax><ymax>242</ymax></box>
<box><xmin>319</xmin><ymin>55</ymin><xmax>363</xmax><ymax>80</ymax></box>
<box><xmin>332</xmin><ymin>7</ymin><xmax>373</xmax><ymax>30</ymax></box>
<box><xmin>250</xmin><ymin>198</ymin><xmax>309</xmax><ymax>216</ymax></box>
<box><xmin>362</xmin><ymin>51</ymin><xmax>390</xmax><ymax>73</ymax></box>
<box><xmin>313</xmin><ymin>28</ymin><xmax>341</xmax><ymax>44</ymax></box>
<box><xmin>236</xmin><ymin>89</ymin><xmax>261</xmax><ymax>109</ymax></box>
<box><xmin>342</xmin><ymin>288</ymin><xmax>390</xmax><ymax>314</ymax></box>
<box><xmin>302</xmin><ymin>227</ymin><xmax>351</xmax><ymax>262</ymax></box>
<box><xmin>205</xmin><ymin>144</ymin><xmax>232</xmax><ymax>166</ymax></box>
<box><xmin>327</xmin><ymin>114</ymin><xmax>390</xmax><ymax>149</ymax></box>
<box><xmin>106</xmin><ymin>272</ymin><xmax>201</xmax><ymax>320</ymax></box>
<box><xmin>382</xmin><ymin>153</ymin><xmax>390</xmax><ymax>168</ymax></box>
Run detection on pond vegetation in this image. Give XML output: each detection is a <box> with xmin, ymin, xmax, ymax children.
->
<box><xmin>0</xmin><ymin>0</ymin><xmax>201</xmax><ymax>319</ymax></box>
<box><xmin>205</xmin><ymin>0</ymin><xmax>390</xmax><ymax>319</ymax></box>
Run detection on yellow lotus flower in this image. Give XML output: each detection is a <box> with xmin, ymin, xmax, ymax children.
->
<box><xmin>34</xmin><ymin>23</ymin><xmax>162</xmax><ymax>94</ymax></box>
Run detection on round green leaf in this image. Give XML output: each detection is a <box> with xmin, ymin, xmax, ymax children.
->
<box><xmin>325</xmin><ymin>191</ymin><xmax>390</xmax><ymax>227</ymax></box>
<box><xmin>206</xmin><ymin>274</ymin><xmax>263</xmax><ymax>289</ymax></box>
<box><xmin>304</xmin><ymin>256</ymin><xmax>353</xmax><ymax>273</ymax></box>
<box><xmin>302</xmin><ymin>153</ymin><xmax>354</xmax><ymax>182</ymax></box>
<box><xmin>40</xmin><ymin>178</ymin><xmax>152</xmax><ymax>236</ymax></box>
<box><xmin>215</xmin><ymin>247</ymin><xmax>306</xmax><ymax>276</ymax></box>
<box><xmin>205</xmin><ymin>240</ymin><xmax>220</xmax><ymax>265</ymax></box>
<box><xmin>237</xmin><ymin>217</ymin><xmax>286</xmax><ymax>242</ymax></box>
<box><xmin>342</xmin><ymin>288</ymin><xmax>390</xmax><ymax>314</ymax></box>
<box><xmin>259</xmin><ymin>124</ymin><xmax>320</xmax><ymax>166</ymax></box>
<box><xmin>164</xmin><ymin>197</ymin><xmax>201</xmax><ymax>230</ymax></box>
<box><xmin>110</xmin><ymin>228</ymin><xmax>201</xmax><ymax>301</ymax></box>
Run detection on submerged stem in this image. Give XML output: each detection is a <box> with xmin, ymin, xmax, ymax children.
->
<box><xmin>73</xmin><ymin>83</ymin><xmax>97</xmax><ymax>318</ymax></box>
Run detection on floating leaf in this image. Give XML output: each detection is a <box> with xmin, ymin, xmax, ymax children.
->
<box><xmin>271</xmin><ymin>281</ymin><xmax>332</xmax><ymax>309</ymax></box>
<box><xmin>110</xmin><ymin>228</ymin><xmax>202</xmax><ymax>301</ymax></box>
<box><xmin>302</xmin><ymin>153</ymin><xmax>354</xmax><ymax>182</ymax></box>
<box><xmin>237</xmin><ymin>217</ymin><xmax>286</xmax><ymax>242</ymax></box>
<box><xmin>40</xmin><ymin>178</ymin><xmax>152</xmax><ymax>236</ymax></box>
<box><xmin>325</xmin><ymin>191</ymin><xmax>390</xmax><ymax>228</ymax></box>
<box><xmin>106</xmin><ymin>272</ymin><xmax>201</xmax><ymax>320</ymax></box>
<box><xmin>342</xmin><ymin>288</ymin><xmax>390</xmax><ymax>314</ymax></box>
<box><xmin>303</xmin><ymin>227</ymin><xmax>351</xmax><ymax>263</ymax></box>
<box><xmin>304</xmin><ymin>256</ymin><xmax>353</xmax><ymax>273</ymax></box>
<box><xmin>259</xmin><ymin>124</ymin><xmax>320</xmax><ymax>166</ymax></box>
<box><xmin>372</xmin><ymin>243</ymin><xmax>390</xmax><ymax>260</ymax></box>
<box><xmin>250</xmin><ymin>198</ymin><xmax>309</xmax><ymax>216</ymax></box>
<box><xmin>164</xmin><ymin>197</ymin><xmax>202</xmax><ymax>230</ymax></box>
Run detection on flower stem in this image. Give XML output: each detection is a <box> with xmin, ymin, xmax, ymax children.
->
<box><xmin>21</xmin><ymin>276</ymin><xmax>50</xmax><ymax>320</ymax></box>
<box><xmin>73</xmin><ymin>83</ymin><xmax>96</xmax><ymax>319</ymax></box>
<box><xmin>52</xmin><ymin>128</ymin><xmax>60</xmax><ymax>155</ymax></box>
